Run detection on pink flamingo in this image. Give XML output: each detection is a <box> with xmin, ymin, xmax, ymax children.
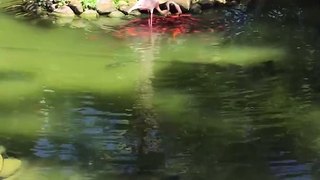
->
<box><xmin>127</xmin><ymin>0</ymin><xmax>182</xmax><ymax>27</ymax></box>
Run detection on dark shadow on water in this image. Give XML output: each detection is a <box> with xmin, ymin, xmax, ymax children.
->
<box><xmin>0</xmin><ymin>70</ymin><xmax>34</xmax><ymax>81</ymax></box>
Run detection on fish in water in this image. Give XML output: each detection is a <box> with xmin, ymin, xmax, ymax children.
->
<box><xmin>127</xmin><ymin>0</ymin><xmax>182</xmax><ymax>27</ymax></box>
<box><xmin>114</xmin><ymin>14</ymin><xmax>204</xmax><ymax>39</ymax></box>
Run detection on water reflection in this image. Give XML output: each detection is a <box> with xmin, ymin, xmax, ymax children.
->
<box><xmin>27</xmin><ymin>89</ymin><xmax>138</xmax><ymax>178</ymax></box>
<box><xmin>127</xmin><ymin>28</ymin><xmax>165</xmax><ymax>174</ymax></box>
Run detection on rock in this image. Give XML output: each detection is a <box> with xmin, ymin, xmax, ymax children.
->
<box><xmin>125</xmin><ymin>0</ymin><xmax>144</xmax><ymax>14</ymax></box>
<box><xmin>80</xmin><ymin>9</ymin><xmax>99</xmax><ymax>20</ymax></box>
<box><xmin>52</xmin><ymin>5</ymin><xmax>75</xmax><ymax>18</ymax></box>
<box><xmin>191</xmin><ymin>0</ymin><xmax>199</xmax><ymax>3</ymax></box>
<box><xmin>0</xmin><ymin>147</ymin><xmax>22</xmax><ymax>179</ymax></box>
<box><xmin>0</xmin><ymin>154</ymin><xmax>2</xmax><ymax>172</ymax></box>
<box><xmin>46</xmin><ymin>2</ymin><xmax>57</xmax><ymax>12</ymax></box>
<box><xmin>0</xmin><ymin>146</ymin><xmax>5</xmax><ymax>154</ymax></box>
<box><xmin>108</xmin><ymin>10</ymin><xmax>125</xmax><ymax>18</ymax></box>
<box><xmin>216</xmin><ymin>0</ymin><xmax>226</xmax><ymax>4</ymax></box>
<box><xmin>36</xmin><ymin>6</ymin><xmax>46</xmax><ymax>16</ymax></box>
<box><xmin>96</xmin><ymin>0</ymin><xmax>117</xmax><ymax>14</ymax></box>
<box><xmin>22</xmin><ymin>1</ymin><xmax>39</xmax><ymax>14</ymax></box>
<box><xmin>117</xmin><ymin>0</ymin><xmax>129</xmax><ymax>12</ymax></box>
<box><xmin>190</xmin><ymin>3</ymin><xmax>202</xmax><ymax>14</ymax></box>
<box><xmin>198</xmin><ymin>0</ymin><xmax>215</xmax><ymax>9</ymax></box>
<box><xmin>0</xmin><ymin>157</ymin><xmax>22</xmax><ymax>179</ymax></box>
<box><xmin>68</xmin><ymin>0</ymin><xmax>83</xmax><ymax>15</ymax></box>
<box><xmin>118</xmin><ymin>5</ymin><xmax>129</xmax><ymax>12</ymax></box>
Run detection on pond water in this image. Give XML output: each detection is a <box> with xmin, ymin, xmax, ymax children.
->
<box><xmin>1</xmin><ymin>1</ymin><xmax>320</xmax><ymax>179</ymax></box>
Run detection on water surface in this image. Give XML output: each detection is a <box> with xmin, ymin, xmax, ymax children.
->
<box><xmin>1</xmin><ymin>2</ymin><xmax>320</xmax><ymax>179</ymax></box>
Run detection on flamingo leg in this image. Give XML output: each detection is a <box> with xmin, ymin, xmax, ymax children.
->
<box><xmin>147</xmin><ymin>10</ymin><xmax>151</xmax><ymax>27</ymax></box>
<box><xmin>150</xmin><ymin>9</ymin><xmax>153</xmax><ymax>27</ymax></box>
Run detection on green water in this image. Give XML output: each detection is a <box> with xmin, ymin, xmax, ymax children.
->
<box><xmin>1</xmin><ymin>1</ymin><xmax>320</xmax><ymax>179</ymax></box>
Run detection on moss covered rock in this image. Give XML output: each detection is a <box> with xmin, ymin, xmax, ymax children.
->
<box><xmin>108</xmin><ymin>10</ymin><xmax>125</xmax><ymax>18</ymax></box>
<box><xmin>52</xmin><ymin>5</ymin><xmax>75</xmax><ymax>17</ymax></box>
<box><xmin>80</xmin><ymin>9</ymin><xmax>99</xmax><ymax>19</ymax></box>
<box><xmin>68</xmin><ymin>0</ymin><xmax>83</xmax><ymax>14</ymax></box>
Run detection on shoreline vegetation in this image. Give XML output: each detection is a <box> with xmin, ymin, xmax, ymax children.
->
<box><xmin>2</xmin><ymin>0</ymin><xmax>247</xmax><ymax>21</ymax></box>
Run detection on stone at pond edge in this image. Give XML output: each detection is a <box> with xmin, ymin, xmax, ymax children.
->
<box><xmin>80</xmin><ymin>9</ymin><xmax>99</xmax><ymax>20</ymax></box>
<box><xmin>52</xmin><ymin>5</ymin><xmax>75</xmax><ymax>18</ymax></box>
<box><xmin>117</xmin><ymin>0</ymin><xmax>129</xmax><ymax>12</ymax></box>
<box><xmin>68</xmin><ymin>0</ymin><xmax>84</xmax><ymax>15</ymax></box>
<box><xmin>0</xmin><ymin>154</ymin><xmax>3</xmax><ymax>171</ymax></box>
<box><xmin>0</xmin><ymin>155</ymin><xmax>22</xmax><ymax>179</ymax></box>
<box><xmin>198</xmin><ymin>0</ymin><xmax>215</xmax><ymax>9</ymax></box>
<box><xmin>108</xmin><ymin>10</ymin><xmax>125</xmax><ymax>18</ymax></box>
<box><xmin>197</xmin><ymin>0</ymin><xmax>227</xmax><ymax>9</ymax></box>
<box><xmin>190</xmin><ymin>3</ymin><xmax>202</xmax><ymax>14</ymax></box>
<box><xmin>216</xmin><ymin>0</ymin><xmax>226</xmax><ymax>4</ymax></box>
<box><xmin>0</xmin><ymin>145</ymin><xmax>5</xmax><ymax>154</ymax></box>
<box><xmin>96</xmin><ymin>0</ymin><xmax>117</xmax><ymax>14</ymax></box>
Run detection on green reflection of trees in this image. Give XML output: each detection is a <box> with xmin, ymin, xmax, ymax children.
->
<box><xmin>152</xmin><ymin>28</ymin><xmax>320</xmax><ymax>178</ymax></box>
<box><xmin>153</xmin><ymin>62</ymin><xmax>270</xmax><ymax>179</ymax></box>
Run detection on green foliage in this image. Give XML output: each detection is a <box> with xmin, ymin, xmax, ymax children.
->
<box><xmin>56</xmin><ymin>0</ymin><xmax>68</xmax><ymax>7</ymax></box>
<box><xmin>113</xmin><ymin>0</ymin><xmax>130</xmax><ymax>8</ymax></box>
<box><xmin>113</xmin><ymin>0</ymin><xmax>120</xmax><ymax>5</ymax></box>
<box><xmin>81</xmin><ymin>0</ymin><xmax>97</xmax><ymax>9</ymax></box>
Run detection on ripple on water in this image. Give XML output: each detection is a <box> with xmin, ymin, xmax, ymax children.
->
<box><xmin>31</xmin><ymin>92</ymin><xmax>137</xmax><ymax>175</ymax></box>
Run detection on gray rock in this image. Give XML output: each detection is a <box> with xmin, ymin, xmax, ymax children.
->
<box><xmin>198</xmin><ymin>0</ymin><xmax>215</xmax><ymax>9</ymax></box>
<box><xmin>108</xmin><ymin>10</ymin><xmax>125</xmax><ymax>18</ymax></box>
<box><xmin>52</xmin><ymin>5</ymin><xmax>75</xmax><ymax>18</ymax></box>
<box><xmin>68</xmin><ymin>0</ymin><xmax>83</xmax><ymax>15</ymax></box>
<box><xmin>80</xmin><ymin>9</ymin><xmax>99</xmax><ymax>20</ymax></box>
<box><xmin>22</xmin><ymin>1</ymin><xmax>40</xmax><ymax>14</ymax></box>
<box><xmin>190</xmin><ymin>3</ymin><xmax>202</xmax><ymax>14</ymax></box>
<box><xmin>96</xmin><ymin>0</ymin><xmax>117</xmax><ymax>14</ymax></box>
